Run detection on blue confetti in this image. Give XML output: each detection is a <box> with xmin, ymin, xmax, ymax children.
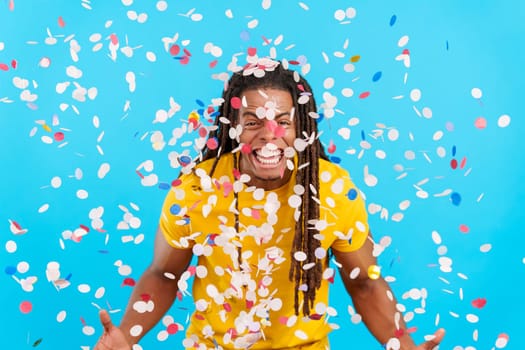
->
<box><xmin>158</xmin><ymin>182</ymin><xmax>170</xmax><ymax>190</ymax></box>
<box><xmin>5</xmin><ymin>265</ymin><xmax>16</xmax><ymax>275</ymax></box>
<box><xmin>390</xmin><ymin>15</ymin><xmax>397</xmax><ymax>26</ymax></box>
<box><xmin>372</xmin><ymin>71</ymin><xmax>382</xmax><ymax>82</ymax></box>
<box><xmin>196</xmin><ymin>99</ymin><xmax>204</xmax><ymax>107</ymax></box>
<box><xmin>452</xmin><ymin>145</ymin><xmax>457</xmax><ymax>157</ymax></box>
<box><xmin>240</xmin><ymin>30</ymin><xmax>250</xmax><ymax>41</ymax></box>
<box><xmin>170</xmin><ymin>204</ymin><xmax>181</xmax><ymax>215</ymax></box>
<box><xmin>451</xmin><ymin>192</ymin><xmax>462</xmax><ymax>206</ymax></box>
<box><xmin>330</xmin><ymin>156</ymin><xmax>341</xmax><ymax>164</ymax></box>
<box><xmin>347</xmin><ymin>188</ymin><xmax>358</xmax><ymax>200</ymax></box>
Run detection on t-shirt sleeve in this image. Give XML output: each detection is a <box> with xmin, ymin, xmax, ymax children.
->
<box><xmin>329</xmin><ymin>172</ymin><xmax>369</xmax><ymax>253</ymax></box>
<box><xmin>159</xmin><ymin>177</ymin><xmax>193</xmax><ymax>250</ymax></box>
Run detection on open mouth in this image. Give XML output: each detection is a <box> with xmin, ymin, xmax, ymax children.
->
<box><xmin>253</xmin><ymin>144</ymin><xmax>284</xmax><ymax>167</ymax></box>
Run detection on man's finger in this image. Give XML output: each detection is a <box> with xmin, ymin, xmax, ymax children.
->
<box><xmin>425</xmin><ymin>328</ymin><xmax>445</xmax><ymax>349</ymax></box>
<box><xmin>98</xmin><ymin>309</ymin><xmax>114</xmax><ymax>332</ymax></box>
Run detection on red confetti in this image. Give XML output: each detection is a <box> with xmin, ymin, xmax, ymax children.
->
<box><xmin>230</xmin><ymin>96</ymin><xmax>242</xmax><ymax>109</ymax></box>
<box><xmin>471</xmin><ymin>298</ymin><xmax>487</xmax><ymax>309</ymax></box>
<box><xmin>198</xmin><ymin>127</ymin><xmax>208</xmax><ymax>138</ymax></box>
<box><xmin>54</xmin><ymin>132</ymin><xmax>64</xmax><ymax>142</ymax></box>
<box><xmin>109</xmin><ymin>33</ymin><xmax>118</xmax><ymax>45</ymax></box>
<box><xmin>206</xmin><ymin>137</ymin><xmax>218</xmax><ymax>150</ymax></box>
<box><xmin>79</xmin><ymin>224</ymin><xmax>90</xmax><ymax>232</ymax></box>
<box><xmin>167</xmin><ymin>323</ymin><xmax>179</xmax><ymax>335</ymax></box>
<box><xmin>450</xmin><ymin>158</ymin><xmax>458</xmax><ymax>169</ymax></box>
<box><xmin>140</xmin><ymin>294</ymin><xmax>151</xmax><ymax>302</ymax></box>
<box><xmin>11</xmin><ymin>59</ymin><xmax>17</xmax><ymax>69</ymax></box>
<box><xmin>233</xmin><ymin>168</ymin><xmax>241</xmax><ymax>180</ymax></box>
<box><xmin>209</xmin><ymin>59</ymin><xmax>218</xmax><ymax>68</ymax></box>
<box><xmin>122</xmin><ymin>278</ymin><xmax>136</xmax><ymax>287</ymax></box>
<box><xmin>136</xmin><ymin>170</ymin><xmax>144</xmax><ymax>179</ymax></box>
<box><xmin>183</xmin><ymin>48</ymin><xmax>192</xmax><ymax>57</ymax></box>
<box><xmin>359</xmin><ymin>91</ymin><xmax>371</xmax><ymax>99</ymax></box>
<box><xmin>0</xmin><ymin>63</ymin><xmax>9</xmax><ymax>71</ymax></box>
<box><xmin>297</xmin><ymin>84</ymin><xmax>305</xmax><ymax>92</ymax></box>
<box><xmin>19</xmin><ymin>301</ymin><xmax>33</xmax><ymax>314</ymax></box>
<box><xmin>327</xmin><ymin>140</ymin><xmax>336</xmax><ymax>154</ymax></box>
<box><xmin>240</xmin><ymin>143</ymin><xmax>252</xmax><ymax>154</ymax></box>
<box><xmin>58</xmin><ymin>16</ymin><xmax>65</xmax><ymax>27</ymax></box>
<box><xmin>288</xmin><ymin>60</ymin><xmax>300</xmax><ymax>65</ymax></box>
<box><xmin>171</xmin><ymin>179</ymin><xmax>182</xmax><ymax>187</ymax></box>
<box><xmin>169</xmin><ymin>44</ymin><xmax>180</xmax><ymax>56</ymax></box>
<box><xmin>180</xmin><ymin>55</ymin><xmax>190</xmax><ymax>65</ymax></box>
<box><xmin>247</xmin><ymin>47</ymin><xmax>257</xmax><ymax>56</ymax></box>
<box><xmin>459</xmin><ymin>224</ymin><xmax>470</xmax><ymax>233</ymax></box>
<box><xmin>9</xmin><ymin>0</ymin><xmax>14</xmax><ymax>11</ymax></box>
<box><xmin>402</xmin><ymin>49</ymin><xmax>410</xmax><ymax>55</ymax></box>
<box><xmin>11</xmin><ymin>220</ymin><xmax>22</xmax><ymax>230</ymax></box>
<box><xmin>187</xmin><ymin>266</ymin><xmax>196</xmax><ymax>275</ymax></box>
<box><xmin>460</xmin><ymin>156</ymin><xmax>467</xmax><ymax>169</ymax></box>
<box><xmin>223</xmin><ymin>302</ymin><xmax>232</xmax><ymax>312</ymax></box>
<box><xmin>394</xmin><ymin>328</ymin><xmax>404</xmax><ymax>338</ymax></box>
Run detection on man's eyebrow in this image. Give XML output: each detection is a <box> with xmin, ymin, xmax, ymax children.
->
<box><xmin>241</xmin><ymin>111</ymin><xmax>291</xmax><ymax>118</ymax></box>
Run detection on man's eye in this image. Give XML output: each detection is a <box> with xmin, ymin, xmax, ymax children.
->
<box><xmin>244</xmin><ymin>121</ymin><xmax>258</xmax><ymax>127</ymax></box>
<box><xmin>278</xmin><ymin>120</ymin><xmax>291</xmax><ymax>126</ymax></box>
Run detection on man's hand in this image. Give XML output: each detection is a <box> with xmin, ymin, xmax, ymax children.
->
<box><xmin>414</xmin><ymin>328</ymin><xmax>445</xmax><ymax>350</ymax></box>
<box><xmin>94</xmin><ymin>310</ymin><xmax>132</xmax><ymax>350</ymax></box>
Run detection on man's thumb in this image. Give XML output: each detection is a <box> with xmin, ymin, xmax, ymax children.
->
<box><xmin>98</xmin><ymin>309</ymin><xmax>114</xmax><ymax>332</ymax></box>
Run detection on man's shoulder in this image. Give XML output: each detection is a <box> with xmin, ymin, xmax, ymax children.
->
<box><xmin>318</xmin><ymin>158</ymin><xmax>351</xmax><ymax>177</ymax></box>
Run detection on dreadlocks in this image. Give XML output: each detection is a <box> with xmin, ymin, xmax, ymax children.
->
<box><xmin>199</xmin><ymin>60</ymin><xmax>329</xmax><ymax>316</ymax></box>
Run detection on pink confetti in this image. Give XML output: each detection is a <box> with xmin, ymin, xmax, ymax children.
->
<box><xmin>327</xmin><ymin>140</ymin><xmax>336</xmax><ymax>154</ymax></box>
<box><xmin>58</xmin><ymin>16</ymin><xmax>66</xmax><ymax>27</ymax></box>
<box><xmin>359</xmin><ymin>91</ymin><xmax>370</xmax><ymax>99</ymax></box>
<box><xmin>474</xmin><ymin>117</ymin><xmax>487</xmax><ymax>129</ymax></box>
<box><xmin>230</xmin><ymin>97</ymin><xmax>242</xmax><ymax>109</ymax></box>
<box><xmin>19</xmin><ymin>301</ymin><xmax>33</xmax><ymax>314</ymax></box>
<box><xmin>472</xmin><ymin>297</ymin><xmax>487</xmax><ymax>309</ymax></box>
<box><xmin>459</xmin><ymin>224</ymin><xmax>470</xmax><ymax>233</ymax></box>
<box><xmin>169</xmin><ymin>44</ymin><xmax>180</xmax><ymax>56</ymax></box>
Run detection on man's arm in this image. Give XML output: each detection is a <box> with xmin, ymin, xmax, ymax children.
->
<box><xmin>95</xmin><ymin>227</ymin><xmax>193</xmax><ymax>349</ymax></box>
<box><xmin>332</xmin><ymin>237</ymin><xmax>444</xmax><ymax>350</ymax></box>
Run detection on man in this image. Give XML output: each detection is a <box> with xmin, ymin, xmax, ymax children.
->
<box><xmin>94</xmin><ymin>55</ymin><xmax>445</xmax><ymax>349</ymax></box>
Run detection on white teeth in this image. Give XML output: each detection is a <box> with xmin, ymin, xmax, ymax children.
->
<box><xmin>254</xmin><ymin>149</ymin><xmax>282</xmax><ymax>165</ymax></box>
<box><xmin>257</xmin><ymin>148</ymin><xmax>281</xmax><ymax>158</ymax></box>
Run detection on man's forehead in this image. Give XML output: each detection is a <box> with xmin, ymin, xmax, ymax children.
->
<box><xmin>240</xmin><ymin>88</ymin><xmax>292</xmax><ymax>106</ymax></box>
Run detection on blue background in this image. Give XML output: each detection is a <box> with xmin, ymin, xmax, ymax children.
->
<box><xmin>1</xmin><ymin>1</ymin><xmax>524</xmax><ymax>349</ymax></box>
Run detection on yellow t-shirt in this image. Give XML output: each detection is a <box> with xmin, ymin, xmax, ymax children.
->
<box><xmin>160</xmin><ymin>153</ymin><xmax>369</xmax><ymax>349</ymax></box>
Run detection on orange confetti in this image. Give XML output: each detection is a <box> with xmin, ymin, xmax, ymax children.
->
<box><xmin>350</xmin><ymin>55</ymin><xmax>361</xmax><ymax>63</ymax></box>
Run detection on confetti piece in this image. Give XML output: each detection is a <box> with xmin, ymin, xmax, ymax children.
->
<box><xmin>459</xmin><ymin>224</ymin><xmax>470</xmax><ymax>233</ymax></box>
<box><xmin>474</xmin><ymin>117</ymin><xmax>487</xmax><ymax>129</ymax></box>
<box><xmin>471</xmin><ymin>298</ymin><xmax>487</xmax><ymax>309</ymax></box>
<box><xmin>390</xmin><ymin>15</ymin><xmax>397</xmax><ymax>26</ymax></box>
<box><xmin>20</xmin><ymin>301</ymin><xmax>33</xmax><ymax>314</ymax></box>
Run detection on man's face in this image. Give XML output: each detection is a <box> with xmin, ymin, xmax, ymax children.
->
<box><xmin>237</xmin><ymin>88</ymin><xmax>296</xmax><ymax>190</ymax></box>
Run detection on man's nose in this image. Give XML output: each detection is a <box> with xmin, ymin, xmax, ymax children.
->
<box><xmin>259</xmin><ymin>119</ymin><xmax>279</xmax><ymax>140</ymax></box>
